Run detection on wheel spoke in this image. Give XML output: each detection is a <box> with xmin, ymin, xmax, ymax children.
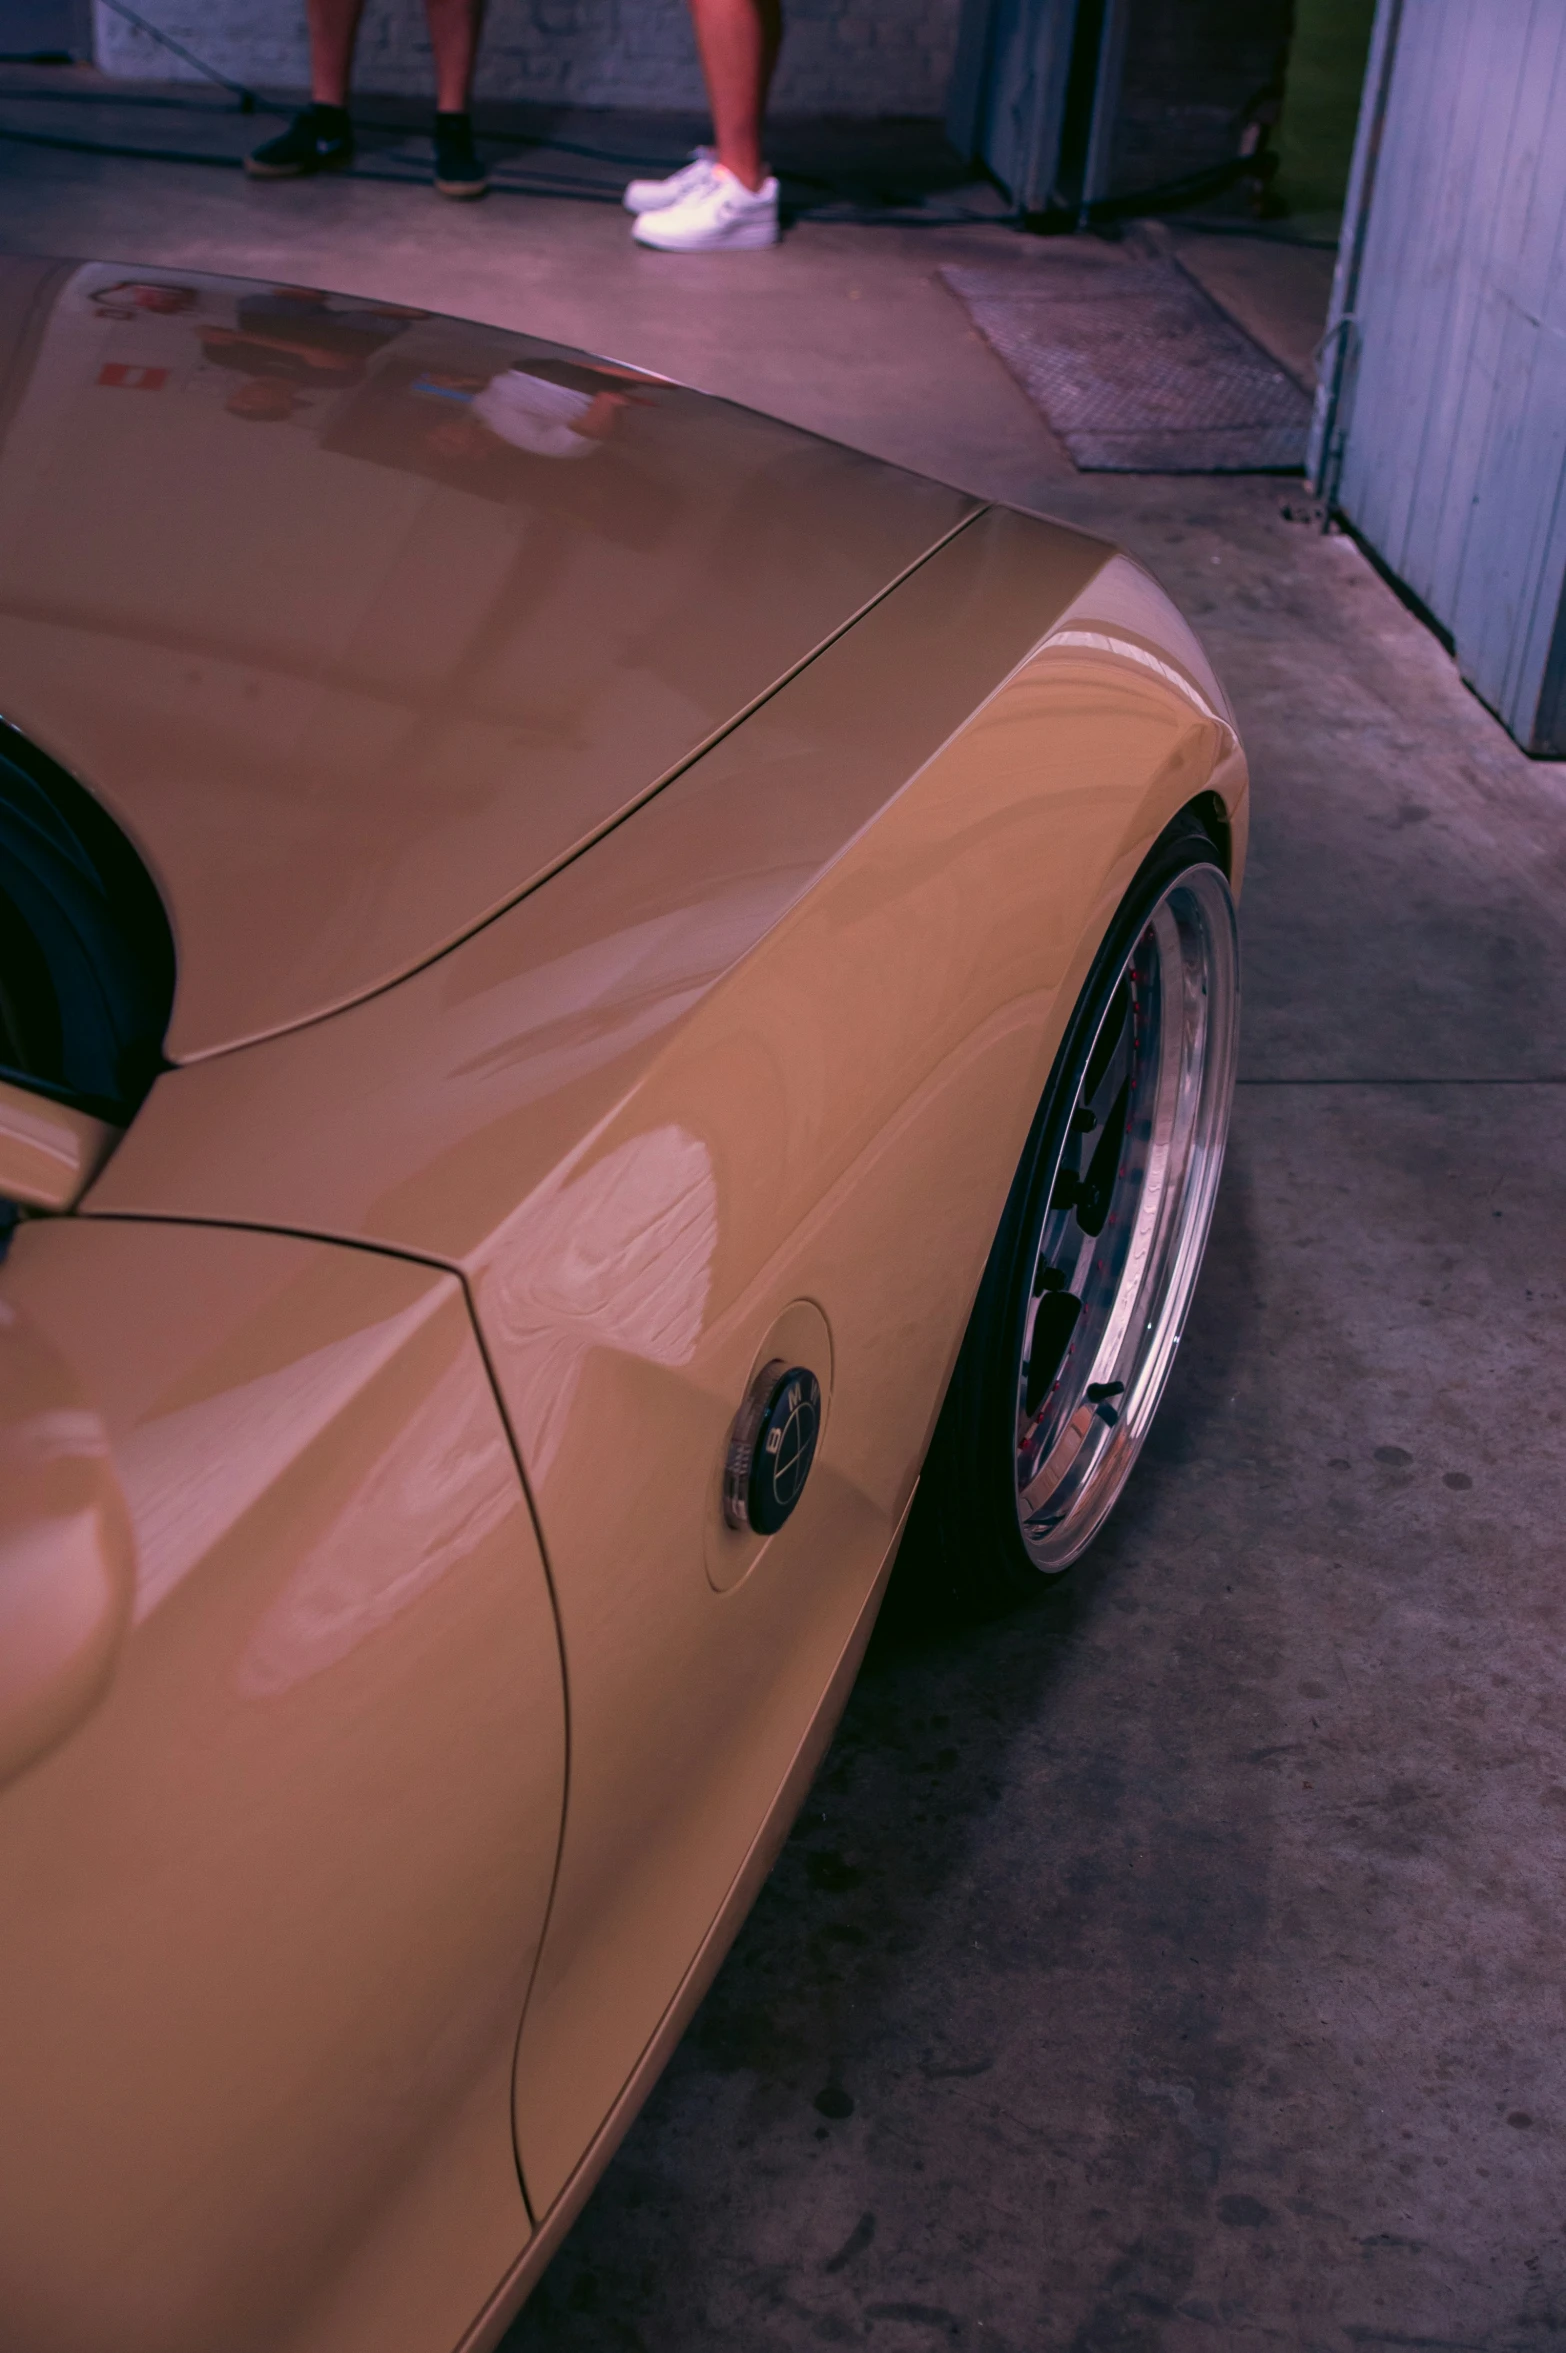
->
<box><xmin>1071</xmin><ymin>1073</ymin><xmax>1131</xmax><ymax>1236</ymax></box>
<box><xmin>1022</xmin><ymin>1287</ymin><xmax>1082</xmax><ymax>1417</ymax></box>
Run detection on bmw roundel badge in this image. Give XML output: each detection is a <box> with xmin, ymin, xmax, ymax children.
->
<box><xmin>723</xmin><ymin>1360</ymin><xmax>822</xmax><ymax>1535</ymax></box>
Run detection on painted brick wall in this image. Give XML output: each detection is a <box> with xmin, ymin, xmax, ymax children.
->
<box><xmin>92</xmin><ymin>0</ymin><xmax>961</xmax><ymax>115</ymax></box>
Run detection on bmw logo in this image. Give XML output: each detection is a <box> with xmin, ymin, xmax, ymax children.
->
<box><xmin>723</xmin><ymin>1361</ymin><xmax>822</xmax><ymax>1535</ymax></box>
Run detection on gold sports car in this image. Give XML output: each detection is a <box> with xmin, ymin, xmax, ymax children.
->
<box><xmin>0</xmin><ymin>261</ymin><xmax>1246</xmax><ymax>2352</ymax></box>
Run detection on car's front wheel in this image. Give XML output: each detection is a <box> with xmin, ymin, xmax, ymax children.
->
<box><xmin>914</xmin><ymin>811</ymin><xmax>1239</xmax><ymax>1609</ymax></box>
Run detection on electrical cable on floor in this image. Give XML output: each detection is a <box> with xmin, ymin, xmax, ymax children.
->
<box><xmin>0</xmin><ymin>106</ymin><xmax>1320</xmax><ymax>237</ymax></box>
<box><xmin>0</xmin><ymin>2</ymin><xmax>1017</xmax><ymax>223</ymax></box>
<box><xmin>1157</xmin><ymin>215</ymin><xmax>1341</xmax><ymax>251</ymax></box>
<box><xmin>0</xmin><ymin>81</ymin><xmax>284</xmax><ymax>114</ymax></box>
<box><xmin>0</xmin><ymin>58</ymin><xmax>986</xmax><ymax>186</ymax></box>
<box><xmin>0</xmin><ymin>8</ymin><xmax>1323</xmax><ymax>240</ymax></box>
<box><xmin>0</xmin><ymin>116</ymin><xmax>1019</xmax><ymax>224</ymax></box>
<box><xmin>0</xmin><ymin>120</ymin><xmax>611</xmax><ymax>194</ymax></box>
<box><xmin>0</xmin><ymin>85</ymin><xmax>1006</xmax><ymax>201</ymax></box>
<box><xmin>3</xmin><ymin>0</ymin><xmax>1230</xmax><ymax>237</ymax></box>
<box><xmin>92</xmin><ymin>0</ymin><xmax>257</xmax><ymax>109</ymax></box>
<box><xmin>0</xmin><ymin>104</ymin><xmax>1314</xmax><ymax>236</ymax></box>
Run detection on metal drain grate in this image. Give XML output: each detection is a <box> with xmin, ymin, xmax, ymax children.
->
<box><xmin>942</xmin><ymin>253</ymin><xmax>1312</xmax><ymax>472</ymax></box>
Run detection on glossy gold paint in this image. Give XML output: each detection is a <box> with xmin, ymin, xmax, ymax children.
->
<box><xmin>458</xmin><ymin>1493</ymin><xmax>915</xmax><ymax>2353</ymax></box>
<box><xmin>0</xmin><ymin>1219</ymin><xmax>564</xmax><ymax>2353</ymax></box>
<box><xmin>1</xmin><ymin>259</ymin><xmax>1249</xmax><ymax>2353</ymax></box>
<box><xmin>88</xmin><ymin>508</ymin><xmax>1247</xmax><ymax>2245</ymax></box>
<box><xmin>0</xmin><ymin>1285</ymin><xmax>133</xmax><ymax>1789</ymax></box>
<box><xmin>0</xmin><ymin>1074</ymin><xmax>120</xmax><ymax>1209</ymax></box>
<box><xmin>0</xmin><ymin>261</ymin><xmax>971</xmax><ymax>1062</ymax></box>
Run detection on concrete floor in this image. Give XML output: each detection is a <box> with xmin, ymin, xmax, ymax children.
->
<box><xmin>4</xmin><ymin>86</ymin><xmax>1564</xmax><ymax>2351</ymax></box>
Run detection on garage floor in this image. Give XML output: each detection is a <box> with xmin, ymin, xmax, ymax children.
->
<box><xmin>4</xmin><ymin>83</ymin><xmax>1564</xmax><ymax>2351</ymax></box>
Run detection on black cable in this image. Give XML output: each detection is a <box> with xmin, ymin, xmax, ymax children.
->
<box><xmin>0</xmin><ymin>119</ymin><xmax>1019</xmax><ymax>223</ymax></box>
<box><xmin>1157</xmin><ymin>215</ymin><xmax>1341</xmax><ymax>252</ymax></box>
<box><xmin>0</xmin><ymin>81</ymin><xmax>681</xmax><ymax>161</ymax></box>
<box><xmin>0</xmin><ymin>22</ymin><xmax>1301</xmax><ymax>236</ymax></box>
<box><xmin>0</xmin><ymin>73</ymin><xmax>1012</xmax><ymax>201</ymax></box>
<box><xmin>0</xmin><ymin>63</ymin><xmax>705</xmax><ymax>168</ymax></box>
<box><xmin>1</xmin><ymin>92</ymin><xmax>1269</xmax><ymax>233</ymax></box>
<box><xmin>93</xmin><ymin>0</ymin><xmax>257</xmax><ymax>109</ymax></box>
<box><xmin>0</xmin><ymin>122</ymin><xmax>614</xmax><ymax>193</ymax></box>
<box><xmin>1021</xmin><ymin>152</ymin><xmax>1280</xmax><ymax>235</ymax></box>
<box><xmin>0</xmin><ymin>82</ymin><xmax>288</xmax><ymax>115</ymax></box>
<box><xmin>0</xmin><ymin>81</ymin><xmax>953</xmax><ymax>189</ymax></box>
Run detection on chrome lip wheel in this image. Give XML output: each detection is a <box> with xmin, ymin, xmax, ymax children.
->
<box><xmin>1014</xmin><ymin>863</ymin><xmax>1239</xmax><ymax>1572</ymax></box>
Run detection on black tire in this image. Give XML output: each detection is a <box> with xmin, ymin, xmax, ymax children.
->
<box><xmin>909</xmin><ymin>810</ymin><xmax>1239</xmax><ymax>1612</ymax></box>
<box><xmin>0</xmin><ymin>722</ymin><xmax>174</xmax><ymax>1121</ymax></box>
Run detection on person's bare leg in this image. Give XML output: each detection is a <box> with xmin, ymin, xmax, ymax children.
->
<box><xmin>688</xmin><ymin>0</ymin><xmax>781</xmax><ymax>192</ymax></box>
<box><xmin>307</xmin><ymin>0</ymin><xmax>365</xmax><ymax>105</ymax></box>
<box><xmin>425</xmin><ymin>0</ymin><xmax>484</xmax><ymax>113</ymax></box>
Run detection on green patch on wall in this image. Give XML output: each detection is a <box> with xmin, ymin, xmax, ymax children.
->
<box><xmin>1275</xmin><ymin>0</ymin><xmax>1377</xmax><ymax>228</ymax></box>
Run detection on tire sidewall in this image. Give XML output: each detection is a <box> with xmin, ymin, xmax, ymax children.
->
<box><xmin>920</xmin><ymin>814</ymin><xmax>1233</xmax><ymax>1604</ymax></box>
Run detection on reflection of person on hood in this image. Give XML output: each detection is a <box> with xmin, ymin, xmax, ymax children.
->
<box><xmin>475</xmin><ymin>369</ymin><xmax>621</xmax><ymax>458</ymax></box>
<box><xmin>204</xmin><ymin>289</ymin><xmax>426</xmax><ymax>419</ymax></box>
<box><xmin>419</xmin><ymin>367</ymin><xmax>634</xmax><ymax>462</ymax></box>
<box><xmin>318</xmin><ymin>351</ymin><xmax>664</xmax><ymax>510</ymax></box>
<box><xmin>90</xmin><ymin>281</ymin><xmax>200</xmax><ymax>319</ymax></box>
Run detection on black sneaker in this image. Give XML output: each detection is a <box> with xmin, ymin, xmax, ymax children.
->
<box><xmin>245</xmin><ymin>106</ymin><xmax>355</xmax><ymax>180</ymax></box>
<box><xmin>433</xmin><ymin>113</ymin><xmax>487</xmax><ymax>200</ymax></box>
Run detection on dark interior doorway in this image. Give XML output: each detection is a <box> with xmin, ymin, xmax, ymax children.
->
<box><xmin>949</xmin><ymin>0</ymin><xmax>1375</xmax><ymax>236</ymax></box>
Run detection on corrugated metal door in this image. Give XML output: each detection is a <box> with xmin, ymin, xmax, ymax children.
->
<box><xmin>1314</xmin><ymin>0</ymin><xmax>1566</xmax><ymax>754</ymax></box>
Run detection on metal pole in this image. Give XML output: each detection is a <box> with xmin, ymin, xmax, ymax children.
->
<box><xmin>1307</xmin><ymin>0</ymin><xmax>1404</xmax><ymax>501</ymax></box>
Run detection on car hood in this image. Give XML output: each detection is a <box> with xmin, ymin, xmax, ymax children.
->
<box><xmin>0</xmin><ymin>258</ymin><xmax>975</xmax><ymax>1061</ymax></box>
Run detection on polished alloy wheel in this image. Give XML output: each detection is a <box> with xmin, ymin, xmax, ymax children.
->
<box><xmin>1012</xmin><ymin>862</ymin><xmax>1238</xmax><ymax>1571</ymax></box>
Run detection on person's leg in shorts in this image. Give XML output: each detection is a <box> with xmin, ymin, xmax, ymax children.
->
<box><xmin>624</xmin><ymin>0</ymin><xmax>783</xmax><ymax>251</ymax></box>
<box><xmin>246</xmin><ymin>0</ymin><xmax>488</xmax><ymax>199</ymax></box>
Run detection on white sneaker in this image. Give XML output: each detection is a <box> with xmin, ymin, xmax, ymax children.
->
<box><xmin>622</xmin><ymin>147</ymin><xmax>716</xmax><ymax>215</ymax></box>
<box><xmin>632</xmin><ymin>165</ymin><xmax>780</xmax><ymax>252</ymax></box>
